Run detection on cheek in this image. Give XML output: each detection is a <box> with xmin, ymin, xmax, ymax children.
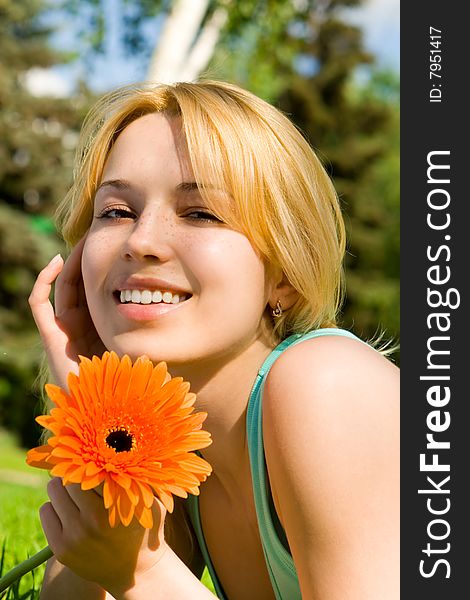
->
<box><xmin>81</xmin><ymin>232</ymin><xmax>114</xmax><ymax>298</ymax></box>
<box><xmin>187</xmin><ymin>233</ymin><xmax>267</xmax><ymax>301</ymax></box>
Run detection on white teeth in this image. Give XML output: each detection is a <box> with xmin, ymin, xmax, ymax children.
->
<box><xmin>118</xmin><ymin>289</ymin><xmax>187</xmax><ymax>305</ymax></box>
<box><xmin>141</xmin><ymin>290</ymin><xmax>152</xmax><ymax>304</ymax></box>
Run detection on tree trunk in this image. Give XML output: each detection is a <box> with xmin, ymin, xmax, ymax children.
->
<box><xmin>146</xmin><ymin>0</ymin><xmax>227</xmax><ymax>83</ymax></box>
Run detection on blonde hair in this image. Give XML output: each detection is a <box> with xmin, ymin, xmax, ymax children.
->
<box><xmin>57</xmin><ymin>80</ymin><xmax>346</xmax><ymax>340</ymax></box>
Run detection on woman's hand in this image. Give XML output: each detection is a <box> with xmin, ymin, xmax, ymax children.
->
<box><xmin>29</xmin><ymin>237</ymin><xmax>106</xmax><ymax>390</ymax></box>
<box><xmin>41</xmin><ymin>478</ymin><xmax>167</xmax><ymax>597</ymax></box>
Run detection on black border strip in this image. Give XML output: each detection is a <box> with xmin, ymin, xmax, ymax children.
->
<box><xmin>401</xmin><ymin>2</ymin><xmax>468</xmax><ymax>597</ymax></box>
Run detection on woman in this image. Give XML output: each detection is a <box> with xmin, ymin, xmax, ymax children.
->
<box><xmin>29</xmin><ymin>80</ymin><xmax>399</xmax><ymax>599</ymax></box>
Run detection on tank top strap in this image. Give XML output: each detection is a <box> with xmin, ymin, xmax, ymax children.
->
<box><xmin>256</xmin><ymin>327</ymin><xmax>362</xmax><ymax>378</ymax></box>
<box><xmin>186</xmin><ymin>492</ymin><xmax>227</xmax><ymax>598</ymax></box>
<box><xmin>246</xmin><ymin>327</ymin><xmax>363</xmax><ymax>599</ymax></box>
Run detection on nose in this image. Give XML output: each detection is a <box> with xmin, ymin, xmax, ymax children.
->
<box><xmin>121</xmin><ymin>208</ymin><xmax>175</xmax><ymax>262</ymax></box>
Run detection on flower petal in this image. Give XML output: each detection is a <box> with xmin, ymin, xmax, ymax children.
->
<box><xmin>108</xmin><ymin>503</ymin><xmax>118</xmax><ymax>528</ymax></box>
<box><xmin>81</xmin><ymin>471</ymin><xmax>105</xmax><ymax>490</ymax></box>
<box><xmin>147</xmin><ymin>362</ymin><xmax>168</xmax><ymax>392</ymax></box>
<box><xmin>26</xmin><ymin>445</ymin><xmax>52</xmax><ymax>468</ymax></box>
<box><xmin>157</xmin><ymin>489</ymin><xmax>174</xmax><ymax>513</ymax></box>
<box><xmin>103</xmin><ymin>477</ymin><xmax>117</xmax><ymax>509</ymax></box>
<box><xmin>45</xmin><ymin>384</ymin><xmax>74</xmax><ymax>410</ymax></box>
<box><xmin>135</xmin><ymin>502</ymin><xmax>153</xmax><ymax>529</ymax></box>
<box><xmin>117</xmin><ymin>490</ymin><xmax>135</xmax><ymax>526</ymax></box>
<box><xmin>135</xmin><ymin>480</ymin><xmax>155</xmax><ymax>508</ymax></box>
<box><xmin>62</xmin><ymin>463</ymin><xmax>87</xmax><ymax>485</ymax></box>
<box><xmin>50</xmin><ymin>461</ymin><xmax>74</xmax><ymax>478</ymax></box>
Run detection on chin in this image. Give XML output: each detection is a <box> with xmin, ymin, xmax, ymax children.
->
<box><xmin>104</xmin><ymin>332</ymin><xmax>190</xmax><ymax>365</ymax></box>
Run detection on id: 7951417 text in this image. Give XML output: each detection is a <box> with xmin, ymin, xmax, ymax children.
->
<box><xmin>429</xmin><ymin>26</ymin><xmax>442</xmax><ymax>103</ymax></box>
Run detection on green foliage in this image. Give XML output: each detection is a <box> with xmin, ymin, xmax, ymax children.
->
<box><xmin>0</xmin><ymin>541</ymin><xmax>41</xmax><ymax>600</ymax></box>
<box><xmin>0</xmin><ymin>483</ymin><xmax>48</xmax><ymax>568</ymax></box>
<box><xmin>342</xmin><ymin>81</ymin><xmax>399</xmax><ymax>345</ymax></box>
<box><xmin>0</xmin><ymin>0</ymin><xmax>93</xmax><ymax>446</ymax></box>
<box><xmin>0</xmin><ymin>0</ymin><xmax>91</xmax><ymax>215</ymax></box>
<box><xmin>0</xmin><ymin>204</ymin><xmax>64</xmax><ymax>446</ymax></box>
<box><xmin>60</xmin><ymin>0</ymin><xmax>170</xmax><ymax>57</ymax></box>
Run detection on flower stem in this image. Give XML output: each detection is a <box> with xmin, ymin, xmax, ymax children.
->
<box><xmin>0</xmin><ymin>545</ymin><xmax>52</xmax><ymax>593</ymax></box>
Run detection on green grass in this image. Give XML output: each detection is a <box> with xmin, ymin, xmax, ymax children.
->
<box><xmin>0</xmin><ymin>483</ymin><xmax>48</xmax><ymax>556</ymax></box>
<box><xmin>0</xmin><ymin>429</ymin><xmax>216</xmax><ymax>597</ymax></box>
<box><xmin>0</xmin><ymin>430</ymin><xmax>40</xmax><ymax>473</ymax></box>
<box><xmin>0</xmin><ymin>429</ymin><xmax>48</xmax><ymax>598</ymax></box>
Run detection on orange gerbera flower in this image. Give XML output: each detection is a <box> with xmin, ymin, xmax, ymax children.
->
<box><xmin>27</xmin><ymin>352</ymin><xmax>212</xmax><ymax>528</ymax></box>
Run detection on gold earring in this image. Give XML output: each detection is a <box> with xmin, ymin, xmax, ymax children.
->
<box><xmin>272</xmin><ymin>300</ymin><xmax>283</xmax><ymax>318</ymax></box>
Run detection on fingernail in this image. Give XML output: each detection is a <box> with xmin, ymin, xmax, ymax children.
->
<box><xmin>49</xmin><ymin>253</ymin><xmax>62</xmax><ymax>265</ymax></box>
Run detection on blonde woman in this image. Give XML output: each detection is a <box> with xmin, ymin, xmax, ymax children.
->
<box><xmin>29</xmin><ymin>80</ymin><xmax>399</xmax><ymax>599</ymax></box>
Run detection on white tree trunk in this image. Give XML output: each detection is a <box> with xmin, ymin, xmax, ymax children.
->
<box><xmin>178</xmin><ymin>6</ymin><xmax>228</xmax><ymax>81</ymax></box>
<box><xmin>146</xmin><ymin>0</ymin><xmax>227</xmax><ymax>84</ymax></box>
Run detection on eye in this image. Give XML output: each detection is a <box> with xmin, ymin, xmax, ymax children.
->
<box><xmin>96</xmin><ymin>206</ymin><xmax>136</xmax><ymax>220</ymax></box>
<box><xmin>184</xmin><ymin>210</ymin><xmax>223</xmax><ymax>224</ymax></box>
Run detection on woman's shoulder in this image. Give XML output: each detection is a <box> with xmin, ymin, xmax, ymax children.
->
<box><xmin>268</xmin><ymin>329</ymin><xmax>399</xmax><ymax>379</ymax></box>
<box><xmin>262</xmin><ymin>329</ymin><xmax>399</xmax><ymax>442</ymax></box>
<box><xmin>261</xmin><ymin>331</ymin><xmax>400</xmax><ymax>598</ymax></box>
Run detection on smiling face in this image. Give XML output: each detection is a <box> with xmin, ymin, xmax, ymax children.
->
<box><xmin>82</xmin><ymin>112</ymin><xmax>277</xmax><ymax>373</ymax></box>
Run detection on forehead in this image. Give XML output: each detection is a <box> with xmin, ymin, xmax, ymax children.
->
<box><xmin>102</xmin><ymin>113</ymin><xmax>192</xmax><ymax>180</ymax></box>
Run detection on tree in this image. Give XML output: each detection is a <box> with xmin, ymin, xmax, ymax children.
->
<box><xmin>341</xmin><ymin>71</ymin><xmax>399</xmax><ymax>345</ymax></box>
<box><xmin>269</xmin><ymin>4</ymin><xmax>399</xmax><ymax>349</ymax></box>
<box><xmin>0</xmin><ymin>1</ymin><xmax>92</xmax><ymax>214</ymax></box>
<box><xmin>0</xmin><ymin>0</ymin><xmax>91</xmax><ymax>445</ymax></box>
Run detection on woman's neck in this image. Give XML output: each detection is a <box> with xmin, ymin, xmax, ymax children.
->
<box><xmin>169</xmin><ymin>334</ymin><xmax>275</xmax><ymax>492</ymax></box>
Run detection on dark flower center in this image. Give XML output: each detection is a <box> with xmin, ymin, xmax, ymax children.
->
<box><xmin>106</xmin><ymin>428</ymin><xmax>135</xmax><ymax>453</ymax></box>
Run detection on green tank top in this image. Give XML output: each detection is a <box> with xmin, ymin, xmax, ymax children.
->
<box><xmin>187</xmin><ymin>328</ymin><xmax>362</xmax><ymax>599</ymax></box>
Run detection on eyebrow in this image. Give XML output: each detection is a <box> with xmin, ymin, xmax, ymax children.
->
<box><xmin>95</xmin><ymin>179</ymin><xmax>203</xmax><ymax>194</ymax></box>
<box><xmin>176</xmin><ymin>181</ymin><xmax>200</xmax><ymax>192</ymax></box>
<box><xmin>95</xmin><ymin>179</ymin><xmax>132</xmax><ymax>193</ymax></box>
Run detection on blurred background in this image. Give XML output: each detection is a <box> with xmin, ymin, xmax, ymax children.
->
<box><xmin>0</xmin><ymin>0</ymin><xmax>399</xmax><ymax>452</ymax></box>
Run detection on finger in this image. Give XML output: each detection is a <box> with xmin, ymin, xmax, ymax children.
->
<box><xmin>39</xmin><ymin>501</ymin><xmax>64</xmax><ymax>555</ymax></box>
<box><xmin>28</xmin><ymin>254</ymin><xmax>64</xmax><ymax>336</ymax></box>
<box><xmin>55</xmin><ymin>237</ymin><xmax>87</xmax><ymax>317</ymax></box>
<box><xmin>66</xmin><ymin>483</ymin><xmax>108</xmax><ymax>521</ymax></box>
<box><xmin>47</xmin><ymin>478</ymin><xmax>81</xmax><ymax>526</ymax></box>
<box><xmin>66</xmin><ymin>484</ymin><xmax>112</xmax><ymax>533</ymax></box>
<box><xmin>77</xmin><ymin>273</ymin><xmax>88</xmax><ymax>308</ymax></box>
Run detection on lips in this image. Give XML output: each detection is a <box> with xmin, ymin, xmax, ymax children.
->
<box><xmin>110</xmin><ymin>276</ymin><xmax>192</xmax><ymax>322</ymax></box>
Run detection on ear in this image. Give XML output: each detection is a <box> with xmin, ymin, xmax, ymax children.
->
<box><xmin>268</xmin><ymin>270</ymin><xmax>299</xmax><ymax>312</ymax></box>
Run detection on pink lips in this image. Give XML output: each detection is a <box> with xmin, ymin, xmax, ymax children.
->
<box><xmin>113</xmin><ymin>274</ymin><xmax>191</xmax><ymax>297</ymax></box>
<box><xmin>114</xmin><ymin>294</ymin><xmax>189</xmax><ymax>321</ymax></box>
<box><xmin>117</xmin><ymin>303</ymin><xmax>185</xmax><ymax>321</ymax></box>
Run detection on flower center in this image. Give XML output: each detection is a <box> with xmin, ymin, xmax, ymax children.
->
<box><xmin>105</xmin><ymin>428</ymin><xmax>135</xmax><ymax>453</ymax></box>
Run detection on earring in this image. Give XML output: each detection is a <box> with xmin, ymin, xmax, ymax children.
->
<box><xmin>272</xmin><ymin>300</ymin><xmax>283</xmax><ymax>318</ymax></box>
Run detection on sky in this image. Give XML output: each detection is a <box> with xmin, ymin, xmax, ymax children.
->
<box><xmin>346</xmin><ymin>0</ymin><xmax>399</xmax><ymax>68</ymax></box>
<box><xmin>28</xmin><ymin>0</ymin><xmax>400</xmax><ymax>98</ymax></box>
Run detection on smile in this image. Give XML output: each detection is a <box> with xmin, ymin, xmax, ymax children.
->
<box><xmin>117</xmin><ymin>289</ymin><xmax>189</xmax><ymax>305</ymax></box>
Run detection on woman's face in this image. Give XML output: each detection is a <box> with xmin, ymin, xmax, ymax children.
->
<box><xmin>82</xmin><ymin>113</ymin><xmax>275</xmax><ymax>371</ymax></box>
